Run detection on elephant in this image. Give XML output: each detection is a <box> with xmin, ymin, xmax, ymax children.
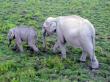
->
<box><xmin>42</xmin><ymin>15</ymin><xmax>99</xmax><ymax>69</ymax></box>
<box><xmin>8</xmin><ymin>25</ymin><xmax>39</xmax><ymax>53</ymax></box>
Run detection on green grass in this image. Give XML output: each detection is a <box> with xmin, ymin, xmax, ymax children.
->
<box><xmin>0</xmin><ymin>0</ymin><xmax>110</xmax><ymax>82</ymax></box>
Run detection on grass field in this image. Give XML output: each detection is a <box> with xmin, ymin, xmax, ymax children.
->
<box><xmin>0</xmin><ymin>0</ymin><xmax>110</xmax><ymax>82</ymax></box>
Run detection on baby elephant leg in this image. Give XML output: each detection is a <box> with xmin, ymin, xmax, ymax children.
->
<box><xmin>28</xmin><ymin>35</ymin><xmax>39</xmax><ymax>53</ymax></box>
<box><xmin>16</xmin><ymin>39</ymin><xmax>23</xmax><ymax>52</ymax></box>
<box><xmin>28</xmin><ymin>40</ymin><xmax>39</xmax><ymax>53</ymax></box>
<box><xmin>29</xmin><ymin>43</ymin><xmax>39</xmax><ymax>53</ymax></box>
<box><xmin>12</xmin><ymin>44</ymin><xmax>19</xmax><ymax>51</ymax></box>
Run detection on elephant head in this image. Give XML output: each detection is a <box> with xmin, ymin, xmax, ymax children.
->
<box><xmin>42</xmin><ymin>17</ymin><xmax>57</xmax><ymax>48</ymax></box>
<box><xmin>7</xmin><ymin>29</ymin><xmax>15</xmax><ymax>47</ymax></box>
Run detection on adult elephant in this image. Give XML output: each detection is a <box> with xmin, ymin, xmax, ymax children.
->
<box><xmin>42</xmin><ymin>15</ymin><xmax>99</xmax><ymax>69</ymax></box>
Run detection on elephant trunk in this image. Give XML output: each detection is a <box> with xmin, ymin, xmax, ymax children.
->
<box><xmin>42</xmin><ymin>29</ymin><xmax>46</xmax><ymax>49</ymax></box>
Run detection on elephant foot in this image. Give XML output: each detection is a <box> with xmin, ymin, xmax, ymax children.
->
<box><xmin>52</xmin><ymin>48</ymin><xmax>58</xmax><ymax>53</ymax></box>
<box><xmin>12</xmin><ymin>47</ymin><xmax>19</xmax><ymax>52</ymax></box>
<box><xmin>91</xmin><ymin>60</ymin><xmax>99</xmax><ymax>69</ymax></box>
<box><xmin>80</xmin><ymin>60</ymin><xmax>86</xmax><ymax>63</ymax></box>
<box><xmin>80</xmin><ymin>56</ymin><xmax>86</xmax><ymax>62</ymax></box>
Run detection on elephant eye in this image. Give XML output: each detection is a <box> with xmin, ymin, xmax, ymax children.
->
<box><xmin>49</xmin><ymin>23</ymin><xmax>52</xmax><ymax>26</ymax></box>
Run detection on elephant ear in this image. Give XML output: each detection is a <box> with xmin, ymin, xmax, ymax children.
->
<box><xmin>50</xmin><ymin>21</ymin><xmax>57</xmax><ymax>32</ymax></box>
<box><xmin>8</xmin><ymin>29</ymin><xmax>14</xmax><ymax>39</ymax></box>
<box><xmin>51</xmin><ymin>21</ymin><xmax>57</xmax><ymax>27</ymax></box>
<box><xmin>43</xmin><ymin>22</ymin><xmax>49</xmax><ymax>28</ymax></box>
<box><xmin>8</xmin><ymin>29</ymin><xmax>15</xmax><ymax>47</ymax></box>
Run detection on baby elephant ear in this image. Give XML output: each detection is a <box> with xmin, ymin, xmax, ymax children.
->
<box><xmin>10</xmin><ymin>29</ymin><xmax>14</xmax><ymax>37</ymax></box>
<box><xmin>8</xmin><ymin>29</ymin><xmax>15</xmax><ymax>47</ymax></box>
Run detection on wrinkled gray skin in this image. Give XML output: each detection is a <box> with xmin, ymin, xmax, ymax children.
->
<box><xmin>8</xmin><ymin>25</ymin><xmax>39</xmax><ymax>53</ymax></box>
<box><xmin>42</xmin><ymin>15</ymin><xmax>99</xmax><ymax>69</ymax></box>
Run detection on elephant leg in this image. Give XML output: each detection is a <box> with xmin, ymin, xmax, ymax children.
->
<box><xmin>89</xmin><ymin>49</ymin><xmax>99</xmax><ymax>69</ymax></box>
<box><xmin>15</xmin><ymin>34</ymin><xmax>23</xmax><ymax>52</ymax></box>
<box><xmin>86</xmin><ymin>43</ymin><xmax>99</xmax><ymax>69</ymax></box>
<box><xmin>16</xmin><ymin>41</ymin><xmax>23</xmax><ymax>52</ymax></box>
<box><xmin>57</xmin><ymin>28</ymin><xmax>67</xmax><ymax>58</ymax></box>
<box><xmin>59</xmin><ymin>42</ymin><xmax>66</xmax><ymax>59</ymax></box>
<box><xmin>28</xmin><ymin>35</ymin><xmax>39</xmax><ymax>53</ymax></box>
<box><xmin>29</xmin><ymin>44</ymin><xmax>39</xmax><ymax>53</ymax></box>
<box><xmin>12</xmin><ymin>44</ymin><xmax>18</xmax><ymax>51</ymax></box>
<box><xmin>80</xmin><ymin>49</ymin><xmax>87</xmax><ymax>62</ymax></box>
<box><xmin>53</xmin><ymin>41</ymin><xmax>59</xmax><ymax>53</ymax></box>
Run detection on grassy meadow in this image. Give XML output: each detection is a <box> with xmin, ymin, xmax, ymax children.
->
<box><xmin>0</xmin><ymin>0</ymin><xmax>110</xmax><ymax>82</ymax></box>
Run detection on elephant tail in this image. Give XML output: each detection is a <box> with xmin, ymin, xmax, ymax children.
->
<box><xmin>92</xmin><ymin>33</ymin><xmax>95</xmax><ymax>52</ymax></box>
<box><xmin>91</xmin><ymin>26</ymin><xmax>95</xmax><ymax>52</ymax></box>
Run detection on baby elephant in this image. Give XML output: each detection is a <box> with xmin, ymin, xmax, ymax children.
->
<box><xmin>42</xmin><ymin>15</ymin><xmax>99</xmax><ymax>69</ymax></box>
<box><xmin>8</xmin><ymin>25</ymin><xmax>39</xmax><ymax>53</ymax></box>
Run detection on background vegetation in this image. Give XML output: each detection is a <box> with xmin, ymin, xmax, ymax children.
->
<box><xmin>0</xmin><ymin>0</ymin><xmax>110</xmax><ymax>82</ymax></box>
